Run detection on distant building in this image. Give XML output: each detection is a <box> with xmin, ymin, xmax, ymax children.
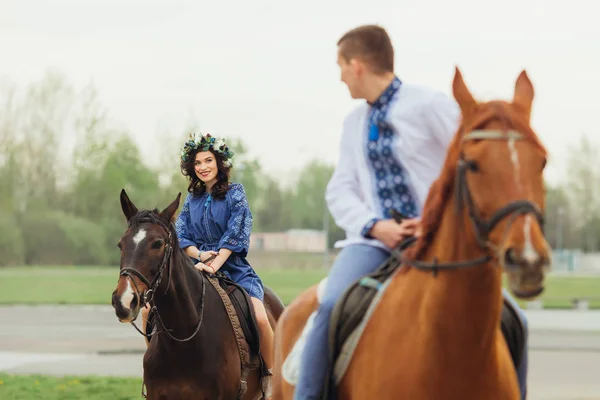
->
<box><xmin>250</xmin><ymin>229</ymin><xmax>327</xmax><ymax>253</ymax></box>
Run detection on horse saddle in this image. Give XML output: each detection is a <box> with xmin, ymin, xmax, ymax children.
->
<box><xmin>320</xmin><ymin>237</ymin><xmax>526</xmax><ymax>399</ymax></box>
<box><xmin>207</xmin><ymin>273</ymin><xmax>272</xmax><ymax>399</ymax></box>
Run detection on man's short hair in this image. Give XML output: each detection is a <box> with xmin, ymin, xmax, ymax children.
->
<box><xmin>337</xmin><ymin>24</ymin><xmax>394</xmax><ymax>74</ymax></box>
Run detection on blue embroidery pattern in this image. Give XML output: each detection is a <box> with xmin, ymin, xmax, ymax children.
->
<box><xmin>220</xmin><ymin>183</ymin><xmax>252</xmax><ymax>249</ymax></box>
<box><xmin>172</xmin><ymin>183</ymin><xmax>263</xmax><ymax>300</ymax></box>
<box><xmin>366</xmin><ymin>77</ymin><xmax>418</xmax><ymax>221</ymax></box>
<box><xmin>175</xmin><ymin>193</ymin><xmax>190</xmax><ymax>241</ymax></box>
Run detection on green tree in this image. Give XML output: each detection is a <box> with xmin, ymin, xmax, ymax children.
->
<box><xmin>291</xmin><ymin>160</ymin><xmax>333</xmax><ymax>229</ymax></box>
<box><xmin>289</xmin><ymin>160</ymin><xmax>344</xmax><ymax>247</ymax></box>
<box><xmin>565</xmin><ymin>134</ymin><xmax>600</xmax><ymax>251</ymax></box>
<box><xmin>544</xmin><ymin>182</ymin><xmax>571</xmax><ymax>249</ymax></box>
<box><xmin>228</xmin><ymin>138</ymin><xmax>262</xmax><ymax>212</ymax></box>
<box><xmin>254</xmin><ymin>177</ymin><xmax>293</xmax><ymax>232</ymax></box>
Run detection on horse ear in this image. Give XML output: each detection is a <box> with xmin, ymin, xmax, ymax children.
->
<box><xmin>513</xmin><ymin>70</ymin><xmax>534</xmax><ymax>121</ymax></box>
<box><xmin>160</xmin><ymin>192</ymin><xmax>182</xmax><ymax>223</ymax></box>
<box><xmin>120</xmin><ymin>189</ymin><xmax>138</xmax><ymax>221</ymax></box>
<box><xmin>452</xmin><ymin>66</ymin><xmax>477</xmax><ymax>119</ymax></box>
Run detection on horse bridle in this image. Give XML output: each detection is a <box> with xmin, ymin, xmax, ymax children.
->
<box><xmin>119</xmin><ymin>213</ymin><xmax>206</xmax><ymax>342</ymax></box>
<box><xmin>402</xmin><ymin>129</ymin><xmax>545</xmax><ymax>274</ymax></box>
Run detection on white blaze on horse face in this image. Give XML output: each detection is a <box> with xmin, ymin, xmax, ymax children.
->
<box><xmin>133</xmin><ymin>229</ymin><xmax>147</xmax><ymax>248</ymax></box>
<box><xmin>120</xmin><ymin>279</ymin><xmax>135</xmax><ymax>310</ymax></box>
<box><xmin>507</xmin><ymin>137</ymin><xmax>539</xmax><ymax>265</ymax></box>
<box><xmin>507</xmin><ymin>137</ymin><xmax>523</xmax><ymax>192</ymax></box>
<box><xmin>522</xmin><ymin>215</ymin><xmax>540</xmax><ymax>265</ymax></box>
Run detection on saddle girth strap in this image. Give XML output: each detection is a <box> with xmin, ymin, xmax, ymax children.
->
<box><xmin>205</xmin><ymin>275</ymin><xmax>258</xmax><ymax>398</ymax></box>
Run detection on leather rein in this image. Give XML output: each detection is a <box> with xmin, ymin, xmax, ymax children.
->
<box><xmin>399</xmin><ymin>129</ymin><xmax>545</xmax><ymax>275</ymax></box>
<box><xmin>119</xmin><ymin>214</ymin><xmax>206</xmax><ymax>342</ymax></box>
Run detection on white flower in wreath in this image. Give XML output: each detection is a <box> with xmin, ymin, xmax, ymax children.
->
<box><xmin>193</xmin><ymin>133</ymin><xmax>204</xmax><ymax>145</ymax></box>
<box><xmin>214</xmin><ymin>138</ymin><xmax>226</xmax><ymax>150</ymax></box>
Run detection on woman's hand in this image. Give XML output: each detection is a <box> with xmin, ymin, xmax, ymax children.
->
<box><xmin>209</xmin><ymin>248</ymin><xmax>231</xmax><ymax>272</ymax></box>
<box><xmin>200</xmin><ymin>250</ymin><xmax>219</xmax><ymax>265</ymax></box>
<box><xmin>194</xmin><ymin>262</ymin><xmax>216</xmax><ymax>274</ymax></box>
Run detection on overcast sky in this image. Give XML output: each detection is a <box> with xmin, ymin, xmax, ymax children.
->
<box><xmin>1</xmin><ymin>0</ymin><xmax>598</xmax><ymax>186</ymax></box>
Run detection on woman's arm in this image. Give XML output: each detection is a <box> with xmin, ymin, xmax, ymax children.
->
<box><xmin>184</xmin><ymin>245</ymin><xmax>201</xmax><ymax>260</ymax></box>
<box><xmin>194</xmin><ymin>184</ymin><xmax>252</xmax><ymax>274</ymax></box>
<box><xmin>175</xmin><ymin>193</ymin><xmax>218</xmax><ymax>263</ymax></box>
<box><xmin>211</xmin><ymin>183</ymin><xmax>252</xmax><ymax>273</ymax></box>
<box><xmin>175</xmin><ymin>193</ymin><xmax>198</xmax><ymax>250</ymax></box>
<box><xmin>208</xmin><ymin>248</ymin><xmax>231</xmax><ymax>272</ymax></box>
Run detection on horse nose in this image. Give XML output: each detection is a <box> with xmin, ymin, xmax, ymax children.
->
<box><xmin>503</xmin><ymin>247</ymin><xmax>545</xmax><ymax>270</ymax></box>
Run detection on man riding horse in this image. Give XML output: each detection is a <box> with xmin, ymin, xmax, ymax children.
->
<box><xmin>292</xmin><ymin>24</ymin><xmax>530</xmax><ymax>400</ymax></box>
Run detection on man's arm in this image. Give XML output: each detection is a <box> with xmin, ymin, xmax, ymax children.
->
<box><xmin>325</xmin><ymin>117</ymin><xmax>379</xmax><ymax>238</ymax></box>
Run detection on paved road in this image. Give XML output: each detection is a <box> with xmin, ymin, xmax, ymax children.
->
<box><xmin>1</xmin><ymin>306</ymin><xmax>600</xmax><ymax>399</ymax></box>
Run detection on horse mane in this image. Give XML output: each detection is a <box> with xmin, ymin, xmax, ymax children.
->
<box><xmin>402</xmin><ymin>100</ymin><xmax>546</xmax><ymax>262</ymax></box>
<box><xmin>401</xmin><ymin>125</ymin><xmax>463</xmax><ymax>262</ymax></box>
<box><xmin>128</xmin><ymin>209</ymin><xmax>162</xmax><ymax>230</ymax></box>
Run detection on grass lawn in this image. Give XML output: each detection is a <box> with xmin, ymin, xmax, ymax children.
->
<box><xmin>521</xmin><ymin>275</ymin><xmax>600</xmax><ymax>309</ymax></box>
<box><xmin>0</xmin><ymin>265</ymin><xmax>328</xmax><ymax>306</ymax></box>
<box><xmin>0</xmin><ymin>374</ymin><xmax>142</xmax><ymax>400</ymax></box>
<box><xmin>0</xmin><ymin>264</ymin><xmax>599</xmax><ymax>308</ymax></box>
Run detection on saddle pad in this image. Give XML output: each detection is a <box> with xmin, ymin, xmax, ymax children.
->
<box><xmin>281</xmin><ymin>277</ymin><xmax>328</xmax><ymax>385</ymax></box>
<box><xmin>332</xmin><ymin>275</ymin><xmax>393</xmax><ymax>383</ymax></box>
<box><xmin>217</xmin><ymin>275</ymin><xmax>261</xmax><ymax>359</ymax></box>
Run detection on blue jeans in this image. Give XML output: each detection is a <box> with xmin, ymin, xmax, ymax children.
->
<box><xmin>293</xmin><ymin>244</ymin><xmax>529</xmax><ymax>400</ymax></box>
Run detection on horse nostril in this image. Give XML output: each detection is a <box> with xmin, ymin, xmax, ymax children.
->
<box><xmin>111</xmin><ymin>291</ymin><xmax>118</xmax><ymax>307</ymax></box>
<box><xmin>130</xmin><ymin>294</ymin><xmax>138</xmax><ymax>309</ymax></box>
<box><xmin>504</xmin><ymin>248</ymin><xmax>519</xmax><ymax>268</ymax></box>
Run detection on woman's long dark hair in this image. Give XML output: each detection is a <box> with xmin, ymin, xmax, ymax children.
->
<box><xmin>180</xmin><ymin>148</ymin><xmax>231</xmax><ymax>200</ymax></box>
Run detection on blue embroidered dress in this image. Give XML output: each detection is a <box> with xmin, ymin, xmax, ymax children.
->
<box><xmin>175</xmin><ymin>182</ymin><xmax>264</xmax><ymax>301</ymax></box>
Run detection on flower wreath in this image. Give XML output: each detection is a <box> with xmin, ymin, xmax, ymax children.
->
<box><xmin>180</xmin><ymin>132</ymin><xmax>234</xmax><ymax>167</ymax></box>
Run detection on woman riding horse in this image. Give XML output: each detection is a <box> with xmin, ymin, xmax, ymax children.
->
<box><xmin>175</xmin><ymin>132</ymin><xmax>276</xmax><ymax>398</ymax></box>
<box><xmin>111</xmin><ymin>131</ymin><xmax>283</xmax><ymax>399</ymax></box>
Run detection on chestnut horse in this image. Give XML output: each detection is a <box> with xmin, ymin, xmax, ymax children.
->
<box><xmin>273</xmin><ymin>68</ymin><xmax>550</xmax><ymax>399</ymax></box>
<box><xmin>111</xmin><ymin>190</ymin><xmax>284</xmax><ymax>400</ymax></box>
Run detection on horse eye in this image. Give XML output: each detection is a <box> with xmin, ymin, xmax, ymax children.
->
<box><xmin>466</xmin><ymin>160</ymin><xmax>479</xmax><ymax>172</ymax></box>
<box><xmin>152</xmin><ymin>240</ymin><xmax>163</xmax><ymax>249</ymax></box>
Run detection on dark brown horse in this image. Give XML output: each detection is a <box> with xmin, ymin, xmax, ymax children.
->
<box><xmin>112</xmin><ymin>190</ymin><xmax>284</xmax><ymax>400</ymax></box>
